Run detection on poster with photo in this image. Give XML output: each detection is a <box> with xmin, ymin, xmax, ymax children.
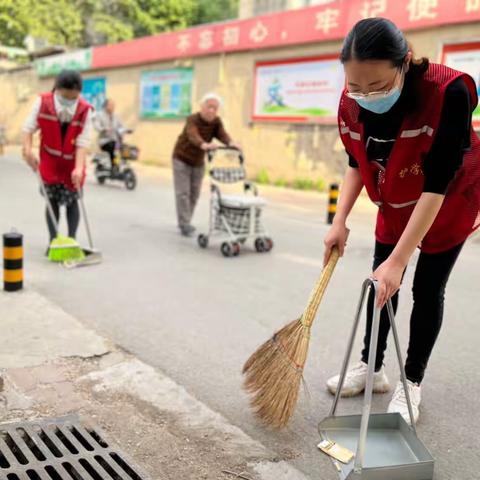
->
<box><xmin>252</xmin><ymin>55</ymin><xmax>344</xmax><ymax>123</ymax></box>
<box><xmin>442</xmin><ymin>43</ymin><xmax>480</xmax><ymax>127</ymax></box>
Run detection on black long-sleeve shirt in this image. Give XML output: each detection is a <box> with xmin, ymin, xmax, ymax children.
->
<box><xmin>348</xmin><ymin>75</ymin><xmax>472</xmax><ymax>194</ymax></box>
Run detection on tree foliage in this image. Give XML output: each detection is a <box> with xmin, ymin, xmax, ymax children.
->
<box><xmin>0</xmin><ymin>0</ymin><xmax>239</xmax><ymax>49</ymax></box>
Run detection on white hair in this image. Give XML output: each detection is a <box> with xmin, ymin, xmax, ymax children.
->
<box><xmin>201</xmin><ymin>92</ymin><xmax>223</xmax><ymax>107</ymax></box>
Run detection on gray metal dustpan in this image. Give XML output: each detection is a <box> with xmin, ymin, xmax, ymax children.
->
<box><xmin>319</xmin><ymin>279</ymin><xmax>434</xmax><ymax>480</ymax></box>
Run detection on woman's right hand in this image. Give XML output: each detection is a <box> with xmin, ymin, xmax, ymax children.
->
<box><xmin>323</xmin><ymin>221</ymin><xmax>349</xmax><ymax>266</ymax></box>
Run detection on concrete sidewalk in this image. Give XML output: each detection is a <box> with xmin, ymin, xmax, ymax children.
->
<box><xmin>0</xmin><ymin>288</ymin><xmax>308</xmax><ymax>480</ymax></box>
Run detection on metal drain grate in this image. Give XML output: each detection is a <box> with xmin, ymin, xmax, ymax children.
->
<box><xmin>0</xmin><ymin>415</ymin><xmax>150</xmax><ymax>479</ymax></box>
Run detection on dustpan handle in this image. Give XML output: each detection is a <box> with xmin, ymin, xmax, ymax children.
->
<box><xmin>353</xmin><ymin>280</ymin><xmax>417</xmax><ymax>473</ymax></box>
<box><xmin>354</xmin><ymin>279</ymin><xmax>382</xmax><ymax>472</ymax></box>
<box><xmin>387</xmin><ymin>299</ymin><xmax>417</xmax><ymax>434</ymax></box>
<box><xmin>78</xmin><ymin>189</ymin><xmax>94</xmax><ymax>249</ymax></box>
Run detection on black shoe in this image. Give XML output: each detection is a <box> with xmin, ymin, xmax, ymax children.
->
<box><xmin>180</xmin><ymin>225</ymin><xmax>195</xmax><ymax>237</ymax></box>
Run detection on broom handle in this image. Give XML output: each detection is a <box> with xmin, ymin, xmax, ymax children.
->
<box><xmin>36</xmin><ymin>169</ymin><xmax>60</xmax><ymax>235</ymax></box>
<box><xmin>301</xmin><ymin>247</ymin><xmax>341</xmax><ymax>328</ymax></box>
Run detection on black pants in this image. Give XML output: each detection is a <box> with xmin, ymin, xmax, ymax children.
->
<box><xmin>361</xmin><ymin>241</ymin><xmax>464</xmax><ymax>384</ymax></box>
<box><xmin>101</xmin><ymin>141</ymin><xmax>116</xmax><ymax>169</ymax></box>
<box><xmin>46</xmin><ymin>200</ymin><xmax>80</xmax><ymax>240</ymax></box>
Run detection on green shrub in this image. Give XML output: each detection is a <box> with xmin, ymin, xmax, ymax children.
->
<box><xmin>256</xmin><ymin>168</ymin><xmax>271</xmax><ymax>185</ymax></box>
<box><xmin>274</xmin><ymin>178</ymin><xmax>288</xmax><ymax>187</ymax></box>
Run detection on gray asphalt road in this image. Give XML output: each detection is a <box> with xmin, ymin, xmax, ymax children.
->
<box><xmin>1</xmin><ymin>151</ymin><xmax>479</xmax><ymax>479</ymax></box>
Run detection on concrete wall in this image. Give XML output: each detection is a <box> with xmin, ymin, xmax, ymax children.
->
<box><xmin>1</xmin><ymin>22</ymin><xmax>479</xmax><ymax>183</ymax></box>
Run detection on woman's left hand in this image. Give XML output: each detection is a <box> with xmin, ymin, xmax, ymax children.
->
<box><xmin>71</xmin><ymin>168</ymin><xmax>83</xmax><ymax>190</ymax></box>
<box><xmin>372</xmin><ymin>257</ymin><xmax>405</xmax><ymax>308</ymax></box>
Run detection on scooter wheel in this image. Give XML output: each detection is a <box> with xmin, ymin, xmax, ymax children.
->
<box><xmin>95</xmin><ymin>166</ymin><xmax>106</xmax><ymax>184</ymax></box>
<box><xmin>124</xmin><ymin>169</ymin><xmax>137</xmax><ymax>190</ymax></box>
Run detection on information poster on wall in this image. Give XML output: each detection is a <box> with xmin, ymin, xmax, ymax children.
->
<box><xmin>140</xmin><ymin>68</ymin><xmax>193</xmax><ymax>119</ymax></box>
<box><xmin>252</xmin><ymin>56</ymin><xmax>344</xmax><ymax>123</ymax></box>
<box><xmin>442</xmin><ymin>43</ymin><xmax>480</xmax><ymax>127</ymax></box>
<box><xmin>82</xmin><ymin>77</ymin><xmax>106</xmax><ymax>111</ymax></box>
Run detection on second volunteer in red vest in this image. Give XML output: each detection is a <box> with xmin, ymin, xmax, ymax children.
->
<box><xmin>324</xmin><ymin>18</ymin><xmax>480</xmax><ymax>425</ymax></box>
<box><xmin>23</xmin><ymin>70</ymin><xmax>93</xmax><ymax>251</ymax></box>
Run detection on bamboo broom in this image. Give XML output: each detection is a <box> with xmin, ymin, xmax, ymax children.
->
<box><xmin>242</xmin><ymin>246</ymin><xmax>340</xmax><ymax>428</ymax></box>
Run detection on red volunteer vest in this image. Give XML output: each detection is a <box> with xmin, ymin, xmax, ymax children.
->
<box><xmin>38</xmin><ymin>92</ymin><xmax>91</xmax><ymax>191</ymax></box>
<box><xmin>339</xmin><ymin>63</ymin><xmax>480</xmax><ymax>253</ymax></box>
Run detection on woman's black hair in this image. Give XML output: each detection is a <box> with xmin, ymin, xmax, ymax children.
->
<box><xmin>54</xmin><ymin>69</ymin><xmax>83</xmax><ymax>91</ymax></box>
<box><xmin>340</xmin><ymin>18</ymin><xmax>429</xmax><ymax>74</ymax></box>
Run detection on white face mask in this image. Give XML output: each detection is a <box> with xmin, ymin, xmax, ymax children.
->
<box><xmin>55</xmin><ymin>93</ymin><xmax>77</xmax><ymax>108</ymax></box>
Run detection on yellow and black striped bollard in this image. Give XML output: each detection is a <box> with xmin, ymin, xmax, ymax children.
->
<box><xmin>327</xmin><ymin>183</ymin><xmax>339</xmax><ymax>224</ymax></box>
<box><xmin>3</xmin><ymin>232</ymin><xmax>23</xmax><ymax>292</ymax></box>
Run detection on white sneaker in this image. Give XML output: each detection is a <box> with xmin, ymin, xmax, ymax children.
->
<box><xmin>326</xmin><ymin>361</ymin><xmax>390</xmax><ymax>397</ymax></box>
<box><xmin>387</xmin><ymin>380</ymin><xmax>422</xmax><ymax>425</ymax></box>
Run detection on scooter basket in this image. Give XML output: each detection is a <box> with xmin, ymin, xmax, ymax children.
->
<box><xmin>121</xmin><ymin>144</ymin><xmax>139</xmax><ymax>160</ymax></box>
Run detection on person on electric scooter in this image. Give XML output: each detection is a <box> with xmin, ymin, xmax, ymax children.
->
<box><xmin>94</xmin><ymin>99</ymin><xmax>124</xmax><ymax>173</ymax></box>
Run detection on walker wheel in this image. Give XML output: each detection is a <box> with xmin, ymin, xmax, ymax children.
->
<box><xmin>221</xmin><ymin>242</ymin><xmax>233</xmax><ymax>257</ymax></box>
<box><xmin>264</xmin><ymin>237</ymin><xmax>274</xmax><ymax>252</ymax></box>
<box><xmin>232</xmin><ymin>242</ymin><xmax>241</xmax><ymax>256</ymax></box>
<box><xmin>255</xmin><ymin>237</ymin><xmax>266</xmax><ymax>253</ymax></box>
<box><xmin>198</xmin><ymin>234</ymin><xmax>209</xmax><ymax>249</ymax></box>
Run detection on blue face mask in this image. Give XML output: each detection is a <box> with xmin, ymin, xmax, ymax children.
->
<box><xmin>354</xmin><ymin>85</ymin><xmax>402</xmax><ymax>114</ymax></box>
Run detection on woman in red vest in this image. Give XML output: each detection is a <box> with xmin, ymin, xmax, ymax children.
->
<box><xmin>324</xmin><ymin>18</ymin><xmax>480</xmax><ymax>425</ymax></box>
<box><xmin>22</xmin><ymin>70</ymin><xmax>93</xmax><ymax>250</ymax></box>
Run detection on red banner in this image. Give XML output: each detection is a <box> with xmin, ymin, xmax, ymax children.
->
<box><xmin>92</xmin><ymin>1</ymin><xmax>480</xmax><ymax>70</ymax></box>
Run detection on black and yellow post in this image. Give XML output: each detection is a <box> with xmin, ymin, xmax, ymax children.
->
<box><xmin>327</xmin><ymin>183</ymin><xmax>339</xmax><ymax>224</ymax></box>
<box><xmin>3</xmin><ymin>232</ymin><xmax>23</xmax><ymax>292</ymax></box>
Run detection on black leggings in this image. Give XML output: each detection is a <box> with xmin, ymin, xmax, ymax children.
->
<box><xmin>361</xmin><ymin>241</ymin><xmax>464</xmax><ymax>384</ymax></box>
<box><xmin>46</xmin><ymin>200</ymin><xmax>80</xmax><ymax>241</ymax></box>
<box><xmin>101</xmin><ymin>141</ymin><xmax>116</xmax><ymax>169</ymax></box>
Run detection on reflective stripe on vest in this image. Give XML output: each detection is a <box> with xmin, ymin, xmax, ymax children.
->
<box><xmin>400</xmin><ymin>125</ymin><xmax>434</xmax><ymax>138</ymax></box>
<box><xmin>38</xmin><ymin>113</ymin><xmax>58</xmax><ymax>122</ymax></box>
<box><xmin>340</xmin><ymin>126</ymin><xmax>361</xmax><ymax>141</ymax></box>
<box><xmin>44</xmin><ymin>144</ymin><xmax>74</xmax><ymax>161</ymax></box>
<box><xmin>374</xmin><ymin>200</ymin><xmax>418</xmax><ymax>209</ymax></box>
<box><xmin>43</xmin><ymin>145</ymin><xmax>62</xmax><ymax>157</ymax></box>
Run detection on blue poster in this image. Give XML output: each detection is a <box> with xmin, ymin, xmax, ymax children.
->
<box><xmin>140</xmin><ymin>68</ymin><xmax>193</xmax><ymax>118</ymax></box>
<box><xmin>82</xmin><ymin>77</ymin><xmax>107</xmax><ymax>111</ymax></box>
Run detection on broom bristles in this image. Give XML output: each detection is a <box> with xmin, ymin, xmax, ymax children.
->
<box><xmin>242</xmin><ymin>318</ymin><xmax>311</xmax><ymax>428</ymax></box>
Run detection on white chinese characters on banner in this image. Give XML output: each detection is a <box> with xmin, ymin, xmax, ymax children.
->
<box><xmin>407</xmin><ymin>0</ymin><xmax>438</xmax><ymax>21</ymax></box>
<box><xmin>177</xmin><ymin>34</ymin><xmax>191</xmax><ymax>53</ymax></box>
<box><xmin>466</xmin><ymin>0</ymin><xmax>480</xmax><ymax>12</ymax></box>
<box><xmin>199</xmin><ymin>30</ymin><xmax>214</xmax><ymax>50</ymax></box>
<box><xmin>360</xmin><ymin>0</ymin><xmax>387</xmax><ymax>19</ymax></box>
<box><xmin>315</xmin><ymin>8</ymin><xmax>340</xmax><ymax>34</ymax></box>
<box><xmin>223</xmin><ymin>27</ymin><xmax>240</xmax><ymax>47</ymax></box>
<box><xmin>249</xmin><ymin>21</ymin><xmax>269</xmax><ymax>43</ymax></box>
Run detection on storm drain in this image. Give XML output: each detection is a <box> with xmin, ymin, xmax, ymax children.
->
<box><xmin>0</xmin><ymin>415</ymin><xmax>150</xmax><ymax>479</ymax></box>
